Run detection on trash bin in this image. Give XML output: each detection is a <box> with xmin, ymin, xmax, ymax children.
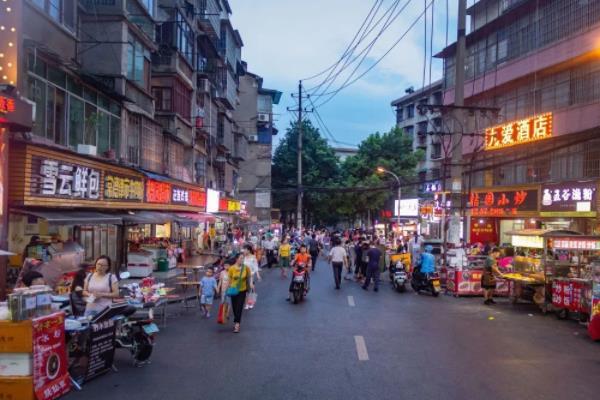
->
<box><xmin>157</xmin><ymin>257</ymin><xmax>169</xmax><ymax>272</ymax></box>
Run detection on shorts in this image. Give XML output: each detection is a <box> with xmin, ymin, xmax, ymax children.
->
<box><xmin>200</xmin><ymin>295</ymin><xmax>214</xmax><ymax>305</ymax></box>
<box><xmin>280</xmin><ymin>256</ymin><xmax>290</xmax><ymax>268</ymax></box>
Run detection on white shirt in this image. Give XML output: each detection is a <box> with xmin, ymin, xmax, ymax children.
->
<box><xmin>244</xmin><ymin>255</ymin><xmax>259</xmax><ymax>275</ymax></box>
<box><xmin>262</xmin><ymin>239</ymin><xmax>275</xmax><ymax>250</ymax></box>
<box><xmin>329</xmin><ymin>246</ymin><xmax>348</xmax><ymax>263</ymax></box>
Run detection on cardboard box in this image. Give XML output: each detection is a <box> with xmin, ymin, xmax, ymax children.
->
<box><xmin>0</xmin><ymin>320</ymin><xmax>33</xmax><ymax>353</ymax></box>
<box><xmin>0</xmin><ymin>353</ymin><xmax>32</xmax><ymax>377</ymax></box>
<box><xmin>0</xmin><ymin>376</ymin><xmax>34</xmax><ymax>400</ymax></box>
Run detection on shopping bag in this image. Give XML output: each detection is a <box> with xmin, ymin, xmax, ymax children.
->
<box><xmin>246</xmin><ymin>290</ymin><xmax>257</xmax><ymax>307</ymax></box>
<box><xmin>217</xmin><ymin>303</ymin><xmax>225</xmax><ymax>324</ymax></box>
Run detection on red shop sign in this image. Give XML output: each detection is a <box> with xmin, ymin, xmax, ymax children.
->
<box><xmin>189</xmin><ymin>190</ymin><xmax>206</xmax><ymax>207</ymax></box>
<box><xmin>470</xmin><ymin>189</ymin><xmax>538</xmax><ymax>217</ymax></box>
<box><xmin>219</xmin><ymin>198</ymin><xmax>229</xmax><ymax>212</ymax></box>
<box><xmin>32</xmin><ymin>312</ymin><xmax>71</xmax><ymax>400</ymax></box>
<box><xmin>146</xmin><ymin>180</ymin><xmax>171</xmax><ymax>204</ymax></box>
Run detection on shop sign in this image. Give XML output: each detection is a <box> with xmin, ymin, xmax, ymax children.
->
<box><xmin>206</xmin><ymin>189</ymin><xmax>220</xmax><ymax>213</ymax></box>
<box><xmin>31</xmin><ymin>156</ymin><xmax>100</xmax><ymax>200</ymax></box>
<box><xmin>172</xmin><ymin>187</ymin><xmax>190</xmax><ymax>204</ymax></box>
<box><xmin>228</xmin><ymin>200</ymin><xmax>240</xmax><ymax>212</ymax></box>
<box><xmin>146</xmin><ymin>179</ymin><xmax>171</xmax><ymax>204</ymax></box>
<box><xmin>540</xmin><ymin>181</ymin><xmax>597</xmax><ymax>216</ymax></box>
<box><xmin>104</xmin><ymin>174</ymin><xmax>144</xmax><ymax>201</ymax></box>
<box><xmin>550</xmin><ymin>238</ymin><xmax>600</xmax><ymax>251</ymax></box>
<box><xmin>484</xmin><ymin>112</ymin><xmax>553</xmax><ymax>151</ymax></box>
<box><xmin>423</xmin><ymin>182</ymin><xmax>441</xmax><ymax>193</ymax></box>
<box><xmin>394</xmin><ymin>198</ymin><xmax>419</xmax><ymax>217</ymax></box>
<box><xmin>219</xmin><ymin>198</ymin><xmax>229</xmax><ymax>212</ymax></box>
<box><xmin>189</xmin><ymin>190</ymin><xmax>206</xmax><ymax>207</ymax></box>
<box><xmin>470</xmin><ymin>189</ymin><xmax>538</xmax><ymax>216</ymax></box>
<box><xmin>0</xmin><ymin>95</ymin><xmax>16</xmax><ymax>114</ymax></box>
<box><xmin>512</xmin><ymin>235</ymin><xmax>544</xmax><ymax>249</ymax></box>
<box><xmin>32</xmin><ymin>312</ymin><xmax>71</xmax><ymax>400</ymax></box>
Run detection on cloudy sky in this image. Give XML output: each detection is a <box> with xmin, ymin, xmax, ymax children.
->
<box><xmin>229</xmin><ymin>0</ymin><xmax>459</xmax><ymax>148</ymax></box>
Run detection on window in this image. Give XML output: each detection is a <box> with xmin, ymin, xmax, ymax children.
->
<box><xmin>173</xmin><ymin>80</ymin><xmax>192</xmax><ymax>120</ymax></box>
<box><xmin>152</xmin><ymin>87</ymin><xmax>172</xmax><ymax>111</ymax></box>
<box><xmin>432</xmin><ymin>92</ymin><xmax>443</xmax><ymax>105</ymax></box>
<box><xmin>404</xmin><ymin>125</ymin><xmax>414</xmax><ymax>139</ymax></box>
<box><xmin>417</xmin><ymin>121</ymin><xmax>428</xmax><ymax>135</ymax></box>
<box><xmin>140</xmin><ymin>0</ymin><xmax>155</xmax><ymax>17</ymax></box>
<box><xmin>431</xmin><ymin>143</ymin><xmax>442</xmax><ymax>159</ymax></box>
<box><xmin>167</xmin><ymin>140</ymin><xmax>185</xmax><ymax>180</ymax></box>
<box><xmin>396</xmin><ymin>107</ymin><xmax>403</xmax><ymax>123</ymax></box>
<box><xmin>406</xmin><ymin>104</ymin><xmax>415</xmax><ymax>118</ymax></box>
<box><xmin>31</xmin><ymin>0</ymin><xmax>75</xmax><ymax>30</ymax></box>
<box><xmin>126</xmin><ymin>114</ymin><xmax>141</xmax><ymax>165</ymax></box>
<box><xmin>176</xmin><ymin>12</ymin><xmax>195</xmax><ymax>66</ymax></box>
<box><xmin>127</xmin><ymin>33</ymin><xmax>150</xmax><ymax>88</ymax></box>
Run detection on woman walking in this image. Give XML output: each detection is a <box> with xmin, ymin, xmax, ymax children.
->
<box><xmin>227</xmin><ymin>254</ymin><xmax>253</xmax><ymax>333</ymax></box>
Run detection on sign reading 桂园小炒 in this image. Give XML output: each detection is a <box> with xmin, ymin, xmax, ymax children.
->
<box><xmin>484</xmin><ymin>112</ymin><xmax>553</xmax><ymax>151</ymax></box>
<box><xmin>540</xmin><ymin>181</ymin><xmax>597</xmax><ymax>217</ymax></box>
<box><xmin>469</xmin><ymin>189</ymin><xmax>538</xmax><ymax>217</ymax></box>
<box><xmin>31</xmin><ymin>156</ymin><xmax>101</xmax><ymax>200</ymax></box>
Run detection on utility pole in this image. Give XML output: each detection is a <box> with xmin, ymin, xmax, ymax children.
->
<box><xmin>288</xmin><ymin>81</ymin><xmax>311</xmax><ymax>230</ymax></box>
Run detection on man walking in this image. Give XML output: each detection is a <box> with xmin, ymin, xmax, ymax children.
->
<box><xmin>308</xmin><ymin>234</ymin><xmax>320</xmax><ymax>271</ymax></box>
<box><xmin>328</xmin><ymin>237</ymin><xmax>348</xmax><ymax>289</ymax></box>
<box><xmin>363</xmin><ymin>240</ymin><xmax>382</xmax><ymax>292</ymax></box>
<box><xmin>262</xmin><ymin>234</ymin><xmax>276</xmax><ymax>268</ymax></box>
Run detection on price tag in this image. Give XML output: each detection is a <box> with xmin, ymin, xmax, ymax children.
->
<box><xmin>25</xmin><ymin>296</ymin><xmax>37</xmax><ymax>310</ymax></box>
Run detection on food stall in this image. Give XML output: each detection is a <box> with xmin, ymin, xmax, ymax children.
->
<box><xmin>445</xmin><ymin>250</ymin><xmax>510</xmax><ymax>297</ymax></box>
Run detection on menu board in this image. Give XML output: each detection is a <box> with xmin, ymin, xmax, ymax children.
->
<box><xmin>85</xmin><ymin>319</ymin><xmax>117</xmax><ymax>381</ymax></box>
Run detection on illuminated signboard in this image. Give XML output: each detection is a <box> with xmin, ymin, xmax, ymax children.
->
<box><xmin>512</xmin><ymin>235</ymin><xmax>544</xmax><ymax>249</ymax></box>
<box><xmin>470</xmin><ymin>189</ymin><xmax>538</xmax><ymax>217</ymax></box>
<box><xmin>551</xmin><ymin>238</ymin><xmax>600</xmax><ymax>251</ymax></box>
<box><xmin>541</xmin><ymin>181</ymin><xmax>597</xmax><ymax>217</ymax></box>
<box><xmin>189</xmin><ymin>190</ymin><xmax>206</xmax><ymax>208</ymax></box>
<box><xmin>0</xmin><ymin>96</ymin><xmax>16</xmax><ymax>114</ymax></box>
<box><xmin>104</xmin><ymin>175</ymin><xmax>144</xmax><ymax>201</ymax></box>
<box><xmin>146</xmin><ymin>180</ymin><xmax>171</xmax><ymax>204</ymax></box>
<box><xmin>172</xmin><ymin>187</ymin><xmax>190</xmax><ymax>204</ymax></box>
<box><xmin>394</xmin><ymin>199</ymin><xmax>419</xmax><ymax>217</ymax></box>
<box><xmin>31</xmin><ymin>157</ymin><xmax>100</xmax><ymax>200</ymax></box>
<box><xmin>206</xmin><ymin>189</ymin><xmax>220</xmax><ymax>213</ymax></box>
<box><xmin>228</xmin><ymin>200</ymin><xmax>240</xmax><ymax>212</ymax></box>
<box><xmin>484</xmin><ymin>112</ymin><xmax>553</xmax><ymax>151</ymax></box>
<box><xmin>219</xmin><ymin>198</ymin><xmax>229</xmax><ymax>212</ymax></box>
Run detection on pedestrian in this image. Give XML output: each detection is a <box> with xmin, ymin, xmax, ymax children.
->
<box><xmin>354</xmin><ymin>239</ymin><xmax>363</xmax><ymax>280</ymax></box>
<box><xmin>242</xmin><ymin>244</ymin><xmax>259</xmax><ymax>310</ymax></box>
<box><xmin>278</xmin><ymin>237</ymin><xmax>291</xmax><ymax>278</ymax></box>
<box><xmin>217</xmin><ymin>259</ymin><xmax>232</xmax><ymax>321</ymax></box>
<box><xmin>328</xmin><ymin>237</ymin><xmax>348</xmax><ymax>289</ymax></box>
<box><xmin>83</xmin><ymin>256</ymin><xmax>119</xmax><ymax>317</ymax></box>
<box><xmin>308</xmin><ymin>234</ymin><xmax>320</xmax><ymax>271</ymax></box>
<box><xmin>360</xmin><ymin>239</ymin><xmax>370</xmax><ymax>281</ymax></box>
<box><xmin>200</xmin><ymin>267</ymin><xmax>218</xmax><ymax>318</ymax></box>
<box><xmin>362</xmin><ymin>240</ymin><xmax>382</xmax><ymax>292</ymax></box>
<box><xmin>262</xmin><ymin>234</ymin><xmax>276</xmax><ymax>268</ymax></box>
<box><xmin>227</xmin><ymin>254</ymin><xmax>253</xmax><ymax>333</ymax></box>
<box><xmin>482</xmin><ymin>247</ymin><xmax>503</xmax><ymax>305</ymax></box>
<box><xmin>408</xmin><ymin>232</ymin><xmax>424</xmax><ymax>272</ymax></box>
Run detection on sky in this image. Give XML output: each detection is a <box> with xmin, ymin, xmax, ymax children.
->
<box><xmin>229</xmin><ymin>0</ymin><xmax>460</xmax><ymax>148</ymax></box>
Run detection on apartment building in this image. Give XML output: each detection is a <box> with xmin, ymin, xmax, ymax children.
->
<box><xmin>391</xmin><ymin>80</ymin><xmax>444</xmax><ymax>195</ymax></box>
<box><xmin>438</xmin><ymin>0</ymin><xmax>600</xmax><ymax>243</ymax></box>
<box><xmin>235</xmin><ymin>71</ymin><xmax>281</xmax><ymax>229</ymax></box>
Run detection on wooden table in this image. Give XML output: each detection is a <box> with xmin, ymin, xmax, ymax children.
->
<box><xmin>176</xmin><ymin>281</ymin><xmax>200</xmax><ymax>308</ymax></box>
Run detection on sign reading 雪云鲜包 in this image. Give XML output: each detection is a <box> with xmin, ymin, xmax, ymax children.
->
<box><xmin>540</xmin><ymin>181</ymin><xmax>597</xmax><ymax>217</ymax></box>
<box><xmin>470</xmin><ymin>189</ymin><xmax>538</xmax><ymax>217</ymax></box>
<box><xmin>31</xmin><ymin>156</ymin><xmax>101</xmax><ymax>200</ymax></box>
<box><xmin>484</xmin><ymin>112</ymin><xmax>553</xmax><ymax>151</ymax></box>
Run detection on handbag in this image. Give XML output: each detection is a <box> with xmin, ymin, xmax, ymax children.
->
<box><xmin>226</xmin><ymin>265</ymin><xmax>246</xmax><ymax>297</ymax></box>
<box><xmin>246</xmin><ymin>290</ymin><xmax>257</xmax><ymax>307</ymax></box>
<box><xmin>217</xmin><ymin>303</ymin><xmax>225</xmax><ymax>324</ymax></box>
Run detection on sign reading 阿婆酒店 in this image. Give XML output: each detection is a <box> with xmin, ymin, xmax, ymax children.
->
<box><xmin>540</xmin><ymin>181</ymin><xmax>597</xmax><ymax>217</ymax></box>
<box><xmin>31</xmin><ymin>156</ymin><xmax>101</xmax><ymax>200</ymax></box>
<box><xmin>484</xmin><ymin>112</ymin><xmax>553</xmax><ymax>151</ymax></box>
<box><xmin>469</xmin><ymin>189</ymin><xmax>538</xmax><ymax>217</ymax></box>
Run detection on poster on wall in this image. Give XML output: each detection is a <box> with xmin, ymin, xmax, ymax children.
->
<box><xmin>32</xmin><ymin>312</ymin><xmax>71</xmax><ymax>400</ymax></box>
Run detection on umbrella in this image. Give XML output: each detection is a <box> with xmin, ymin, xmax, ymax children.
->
<box><xmin>0</xmin><ymin>250</ymin><xmax>15</xmax><ymax>256</ymax></box>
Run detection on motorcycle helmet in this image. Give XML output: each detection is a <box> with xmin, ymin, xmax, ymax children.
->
<box><xmin>424</xmin><ymin>245</ymin><xmax>433</xmax><ymax>253</ymax></box>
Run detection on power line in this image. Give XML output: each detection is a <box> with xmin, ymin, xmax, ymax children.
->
<box><xmin>308</xmin><ymin>96</ymin><xmax>357</xmax><ymax>147</ymax></box>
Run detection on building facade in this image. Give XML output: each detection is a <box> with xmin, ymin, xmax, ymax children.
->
<box><xmin>438</xmin><ymin>0</ymin><xmax>600</xmax><ymax>244</ymax></box>
<box><xmin>236</xmin><ymin>72</ymin><xmax>281</xmax><ymax>229</ymax></box>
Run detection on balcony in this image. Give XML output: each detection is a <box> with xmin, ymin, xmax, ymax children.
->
<box><xmin>80</xmin><ymin>0</ymin><xmax>155</xmax><ymax>42</ymax></box>
<box><xmin>416</xmin><ymin>134</ymin><xmax>427</xmax><ymax>149</ymax></box>
<box><xmin>198</xmin><ymin>0</ymin><xmax>221</xmax><ymax>37</ymax></box>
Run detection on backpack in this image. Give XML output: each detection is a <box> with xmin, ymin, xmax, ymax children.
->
<box><xmin>309</xmin><ymin>239</ymin><xmax>319</xmax><ymax>253</ymax></box>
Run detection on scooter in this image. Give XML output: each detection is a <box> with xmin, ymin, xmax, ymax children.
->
<box><xmin>410</xmin><ymin>266</ymin><xmax>441</xmax><ymax>297</ymax></box>
<box><xmin>291</xmin><ymin>263</ymin><xmax>309</xmax><ymax>304</ymax></box>
<box><xmin>389</xmin><ymin>260</ymin><xmax>408</xmax><ymax>293</ymax></box>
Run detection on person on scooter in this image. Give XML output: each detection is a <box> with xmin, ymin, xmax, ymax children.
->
<box><xmin>287</xmin><ymin>245</ymin><xmax>311</xmax><ymax>301</ymax></box>
<box><xmin>416</xmin><ymin>245</ymin><xmax>436</xmax><ymax>284</ymax></box>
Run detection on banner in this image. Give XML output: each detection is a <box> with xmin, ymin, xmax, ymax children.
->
<box><xmin>32</xmin><ymin>312</ymin><xmax>71</xmax><ymax>400</ymax></box>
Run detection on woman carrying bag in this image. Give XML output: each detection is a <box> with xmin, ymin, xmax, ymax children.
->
<box><xmin>227</xmin><ymin>254</ymin><xmax>254</xmax><ymax>333</ymax></box>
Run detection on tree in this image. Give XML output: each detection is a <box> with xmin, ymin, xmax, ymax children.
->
<box><xmin>272</xmin><ymin>120</ymin><xmax>340</xmax><ymax>226</ymax></box>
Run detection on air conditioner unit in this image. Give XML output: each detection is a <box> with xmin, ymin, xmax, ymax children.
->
<box><xmin>257</xmin><ymin>113</ymin><xmax>269</xmax><ymax>122</ymax></box>
<box><xmin>77</xmin><ymin>144</ymin><xmax>97</xmax><ymax>156</ymax></box>
<box><xmin>198</xmin><ymin>78</ymin><xmax>210</xmax><ymax>93</ymax></box>
<box><xmin>248</xmin><ymin>135</ymin><xmax>258</xmax><ymax>142</ymax></box>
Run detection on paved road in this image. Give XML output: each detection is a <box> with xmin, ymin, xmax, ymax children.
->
<box><xmin>67</xmin><ymin>258</ymin><xmax>600</xmax><ymax>400</ymax></box>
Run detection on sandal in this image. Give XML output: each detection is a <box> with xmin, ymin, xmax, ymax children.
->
<box><xmin>233</xmin><ymin>323</ymin><xmax>240</xmax><ymax>333</ymax></box>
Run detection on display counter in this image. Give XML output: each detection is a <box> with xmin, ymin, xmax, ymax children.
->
<box><xmin>446</xmin><ymin>255</ymin><xmax>510</xmax><ymax>297</ymax></box>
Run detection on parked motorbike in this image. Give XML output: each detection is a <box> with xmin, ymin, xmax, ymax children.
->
<box><xmin>410</xmin><ymin>267</ymin><xmax>441</xmax><ymax>297</ymax></box>
<box><xmin>389</xmin><ymin>260</ymin><xmax>408</xmax><ymax>293</ymax></box>
<box><xmin>291</xmin><ymin>263</ymin><xmax>309</xmax><ymax>304</ymax></box>
<box><xmin>115</xmin><ymin>272</ymin><xmax>159</xmax><ymax>366</ymax></box>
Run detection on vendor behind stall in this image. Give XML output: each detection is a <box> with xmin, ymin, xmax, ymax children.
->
<box><xmin>83</xmin><ymin>256</ymin><xmax>119</xmax><ymax>316</ymax></box>
<box><xmin>22</xmin><ymin>270</ymin><xmax>45</xmax><ymax>287</ymax></box>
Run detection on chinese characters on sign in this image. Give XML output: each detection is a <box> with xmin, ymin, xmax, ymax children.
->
<box><xmin>551</xmin><ymin>238</ymin><xmax>600</xmax><ymax>251</ymax></box>
<box><xmin>33</xmin><ymin>157</ymin><xmax>100</xmax><ymax>199</ymax></box>
<box><xmin>484</xmin><ymin>112</ymin><xmax>553</xmax><ymax>150</ymax></box>
<box><xmin>188</xmin><ymin>190</ymin><xmax>206</xmax><ymax>207</ymax></box>
<box><xmin>146</xmin><ymin>180</ymin><xmax>171</xmax><ymax>204</ymax></box>
<box><xmin>470</xmin><ymin>189</ymin><xmax>538</xmax><ymax>216</ymax></box>
<box><xmin>0</xmin><ymin>95</ymin><xmax>16</xmax><ymax>114</ymax></box>
<box><xmin>104</xmin><ymin>175</ymin><xmax>144</xmax><ymax>201</ymax></box>
<box><xmin>172</xmin><ymin>187</ymin><xmax>190</xmax><ymax>204</ymax></box>
<box><xmin>541</xmin><ymin>181</ymin><xmax>597</xmax><ymax>215</ymax></box>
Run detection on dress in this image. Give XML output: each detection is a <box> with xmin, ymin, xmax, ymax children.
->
<box><xmin>85</xmin><ymin>273</ymin><xmax>116</xmax><ymax>316</ymax></box>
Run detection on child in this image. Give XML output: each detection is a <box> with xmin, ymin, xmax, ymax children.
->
<box><xmin>200</xmin><ymin>267</ymin><xmax>217</xmax><ymax>318</ymax></box>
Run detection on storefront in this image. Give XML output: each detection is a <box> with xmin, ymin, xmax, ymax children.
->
<box><xmin>4</xmin><ymin>142</ymin><xmax>218</xmax><ymax>292</ymax></box>
<box><xmin>539</xmin><ymin>181</ymin><xmax>598</xmax><ymax>235</ymax></box>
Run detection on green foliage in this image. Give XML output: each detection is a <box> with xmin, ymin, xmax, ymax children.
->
<box><xmin>272</xmin><ymin>122</ymin><xmax>423</xmax><ymax>225</ymax></box>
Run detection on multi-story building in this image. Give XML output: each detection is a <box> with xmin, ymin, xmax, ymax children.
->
<box><xmin>391</xmin><ymin>80</ymin><xmax>444</xmax><ymax>194</ymax></box>
<box><xmin>236</xmin><ymin>71</ymin><xmax>281</xmax><ymax>229</ymax></box>
<box><xmin>437</xmin><ymin>0</ymin><xmax>600</xmax><ymax>244</ymax></box>
<box><xmin>332</xmin><ymin>147</ymin><xmax>358</xmax><ymax>162</ymax></box>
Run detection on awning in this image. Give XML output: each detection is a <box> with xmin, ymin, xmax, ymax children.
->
<box><xmin>117</xmin><ymin>211</ymin><xmax>198</xmax><ymax>227</ymax></box>
<box><xmin>177</xmin><ymin>212</ymin><xmax>216</xmax><ymax>224</ymax></box>
<box><xmin>12</xmin><ymin>209</ymin><xmax>122</xmax><ymax>225</ymax></box>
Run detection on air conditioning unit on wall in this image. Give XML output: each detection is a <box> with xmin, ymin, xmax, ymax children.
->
<box><xmin>248</xmin><ymin>135</ymin><xmax>258</xmax><ymax>142</ymax></box>
<box><xmin>257</xmin><ymin>113</ymin><xmax>269</xmax><ymax>122</ymax></box>
<box><xmin>198</xmin><ymin>78</ymin><xmax>210</xmax><ymax>93</ymax></box>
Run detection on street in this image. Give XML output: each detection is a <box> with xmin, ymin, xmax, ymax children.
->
<box><xmin>67</xmin><ymin>258</ymin><xmax>600</xmax><ymax>400</ymax></box>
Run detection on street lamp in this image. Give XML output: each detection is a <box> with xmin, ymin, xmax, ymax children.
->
<box><xmin>376</xmin><ymin>167</ymin><xmax>401</xmax><ymax>239</ymax></box>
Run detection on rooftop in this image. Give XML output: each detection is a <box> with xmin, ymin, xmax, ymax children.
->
<box><xmin>390</xmin><ymin>79</ymin><xmax>443</xmax><ymax>107</ymax></box>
